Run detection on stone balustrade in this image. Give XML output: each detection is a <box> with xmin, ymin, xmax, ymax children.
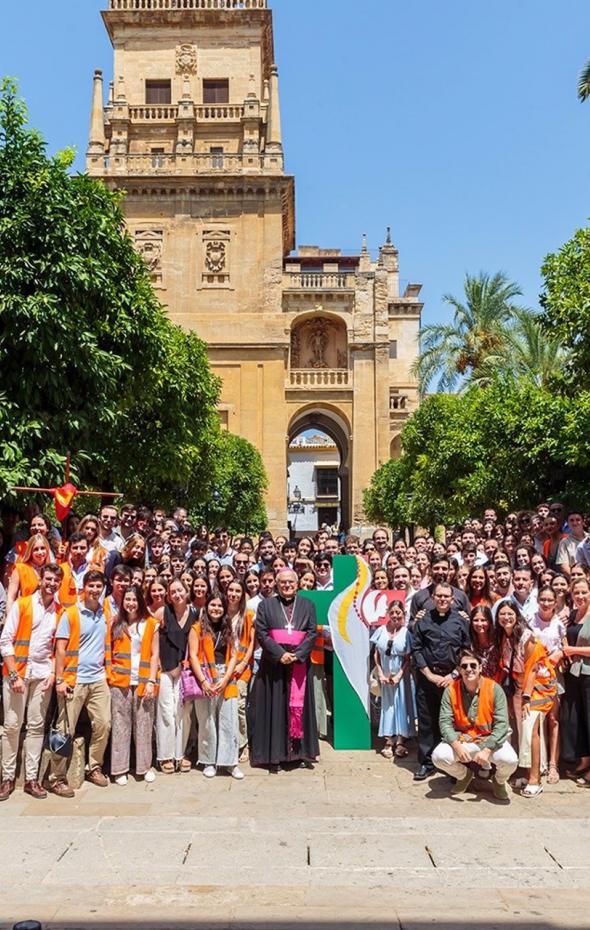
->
<box><xmin>288</xmin><ymin>370</ymin><xmax>352</xmax><ymax>389</ymax></box>
<box><xmin>95</xmin><ymin>152</ymin><xmax>265</xmax><ymax>175</ymax></box>
<box><xmin>129</xmin><ymin>105</ymin><xmax>179</xmax><ymax>121</ymax></box>
<box><xmin>283</xmin><ymin>272</ymin><xmax>356</xmax><ymax>291</ymax></box>
<box><xmin>109</xmin><ymin>0</ymin><xmax>266</xmax><ymax>9</ymax></box>
<box><xmin>195</xmin><ymin>104</ymin><xmax>245</xmax><ymax>120</ymax></box>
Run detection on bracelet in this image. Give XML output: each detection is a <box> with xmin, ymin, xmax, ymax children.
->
<box><xmin>148</xmin><ymin>678</ymin><xmax>157</xmax><ymax>685</ymax></box>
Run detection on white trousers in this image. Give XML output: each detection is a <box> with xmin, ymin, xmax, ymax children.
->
<box><xmin>156</xmin><ymin>670</ymin><xmax>190</xmax><ymax>762</ymax></box>
<box><xmin>194</xmin><ymin>695</ymin><xmax>239</xmax><ymax>768</ymax></box>
<box><xmin>432</xmin><ymin>740</ymin><xmax>518</xmax><ymax>785</ymax></box>
<box><xmin>1</xmin><ymin>678</ymin><xmax>51</xmax><ymax>781</ymax></box>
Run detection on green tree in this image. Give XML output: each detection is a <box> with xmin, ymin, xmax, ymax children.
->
<box><xmin>0</xmin><ymin>80</ymin><xmax>267</xmax><ymax>526</ymax></box>
<box><xmin>364</xmin><ymin>379</ymin><xmax>590</xmax><ymax>528</ymax></box>
<box><xmin>413</xmin><ymin>272</ymin><xmax>523</xmax><ymax>392</ymax></box>
<box><xmin>195</xmin><ymin>433</ymin><xmax>268</xmax><ymax>534</ymax></box>
<box><xmin>541</xmin><ymin>225</ymin><xmax>590</xmax><ymax>390</ymax></box>
<box><xmin>472</xmin><ymin>310</ymin><xmax>569</xmax><ymax>388</ymax></box>
<box><xmin>578</xmin><ymin>60</ymin><xmax>590</xmax><ymax>101</ymax></box>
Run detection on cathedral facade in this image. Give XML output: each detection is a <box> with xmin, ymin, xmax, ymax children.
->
<box><xmin>88</xmin><ymin>0</ymin><xmax>422</xmax><ymax>532</ymax></box>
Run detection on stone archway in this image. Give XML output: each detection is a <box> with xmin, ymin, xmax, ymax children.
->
<box><xmin>288</xmin><ymin>407</ymin><xmax>352</xmax><ymax>533</ymax></box>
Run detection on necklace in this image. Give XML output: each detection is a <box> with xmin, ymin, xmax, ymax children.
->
<box><xmin>280</xmin><ymin>598</ymin><xmax>297</xmax><ymax>634</ymax></box>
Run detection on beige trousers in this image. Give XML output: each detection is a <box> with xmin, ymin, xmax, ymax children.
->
<box><xmin>49</xmin><ymin>679</ymin><xmax>111</xmax><ymax>783</ymax></box>
<box><xmin>432</xmin><ymin>740</ymin><xmax>518</xmax><ymax>785</ymax></box>
<box><xmin>1</xmin><ymin>677</ymin><xmax>52</xmax><ymax>781</ymax></box>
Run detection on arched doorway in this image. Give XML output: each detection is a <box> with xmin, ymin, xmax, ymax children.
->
<box><xmin>287</xmin><ymin>408</ymin><xmax>351</xmax><ymax>535</ymax></box>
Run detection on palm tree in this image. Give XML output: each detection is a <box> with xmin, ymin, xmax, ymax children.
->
<box><xmin>471</xmin><ymin>310</ymin><xmax>570</xmax><ymax>388</ymax></box>
<box><xmin>413</xmin><ymin>272</ymin><xmax>523</xmax><ymax>393</ymax></box>
<box><xmin>579</xmin><ymin>60</ymin><xmax>590</xmax><ymax>102</ymax></box>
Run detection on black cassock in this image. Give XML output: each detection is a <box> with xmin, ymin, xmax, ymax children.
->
<box><xmin>250</xmin><ymin>594</ymin><xmax>320</xmax><ymax>766</ymax></box>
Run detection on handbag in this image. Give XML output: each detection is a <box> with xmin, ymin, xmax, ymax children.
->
<box><xmin>47</xmin><ymin>698</ymin><xmax>72</xmax><ymax>758</ymax></box>
<box><xmin>179</xmin><ymin>639</ymin><xmax>210</xmax><ymax>703</ymax></box>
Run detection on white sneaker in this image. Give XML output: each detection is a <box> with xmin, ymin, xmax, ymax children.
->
<box><xmin>230</xmin><ymin>766</ymin><xmax>245</xmax><ymax>780</ymax></box>
<box><xmin>203</xmin><ymin>765</ymin><xmax>217</xmax><ymax>778</ymax></box>
<box><xmin>143</xmin><ymin>770</ymin><xmax>156</xmax><ymax>783</ymax></box>
<box><xmin>114</xmin><ymin>774</ymin><xmax>128</xmax><ymax>786</ymax></box>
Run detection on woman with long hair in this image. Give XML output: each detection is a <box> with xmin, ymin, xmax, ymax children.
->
<box><xmin>226</xmin><ymin>578</ymin><xmax>255</xmax><ymax>762</ymax></box>
<box><xmin>191</xmin><ymin>574</ymin><xmax>210</xmax><ymax>619</ymax></box>
<box><xmin>298</xmin><ymin>570</ymin><xmax>317</xmax><ymax>591</ymax></box>
<box><xmin>465</xmin><ymin>567</ymin><xmax>494</xmax><ymax>609</ymax></box>
<box><xmin>188</xmin><ymin>593</ymin><xmax>242</xmax><ymax>779</ymax></box>
<box><xmin>561</xmin><ymin>577</ymin><xmax>590</xmax><ymax>782</ymax></box>
<box><xmin>371</xmin><ymin>599</ymin><xmax>415</xmax><ymax>758</ymax></box>
<box><xmin>207</xmin><ymin>558</ymin><xmax>221</xmax><ymax>588</ymax></box>
<box><xmin>217</xmin><ymin>565</ymin><xmax>237</xmax><ymax>595</ymax></box>
<box><xmin>78</xmin><ymin>514</ymin><xmax>107</xmax><ymax>573</ymax></box>
<box><xmin>469</xmin><ymin>605</ymin><xmax>500</xmax><ymax>679</ymax></box>
<box><xmin>156</xmin><ymin>578</ymin><xmax>196</xmax><ymax>774</ymax></box>
<box><xmin>5</xmin><ymin>534</ymin><xmax>53</xmax><ymax>612</ymax></box>
<box><xmin>530</xmin><ymin>552</ymin><xmax>548</xmax><ymax>588</ymax></box>
<box><xmin>105</xmin><ymin>533</ymin><xmax>146</xmax><ymax>581</ymax></box>
<box><xmin>244</xmin><ymin>570</ymin><xmax>260</xmax><ymax>599</ymax></box>
<box><xmin>108</xmin><ymin>586</ymin><xmax>159</xmax><ymax>785</ymax></box>
<box><xmin>372</xmin><ymin>568</ymin><xmax>390</xmax><ymax>591</ymax></box>
<box><xmin>514</xmin><ymin>546</ymin><xmax>534</xmax><ymax>570</ymax></box>
<box><xmin>529</xmin><ymin>586</ymin><xmax>565</xmax><ymax>785</ymax></box>
<box><xmin>495</xmin><ymin>599</ymin><xmax>533</xmax><ymax>744</ymax></box>
<box><xmin>145</xmin><ymin>575</ymin><xmax>168</xmax><ymax>623</ymax></box>
<box><xmin>551</xmin><ymin>573</ymin><xmax>571</xmax><ymax>623</ymax></box>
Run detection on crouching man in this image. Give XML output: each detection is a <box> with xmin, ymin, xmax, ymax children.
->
<box><xmin>432</xmin><ymin>649</ymin><xmax>517</xmax><ymax>801</ymax></box>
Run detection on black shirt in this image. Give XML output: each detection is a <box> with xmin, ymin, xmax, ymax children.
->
<box><xmin>411</xmin><ymin>607</ymin><xmax>471</xmax><ymax>673</ymax></box>
<box><xmin>159</xmin><ymin>605</ymin><xmax>195</xmax><ymax>672</ymax></box>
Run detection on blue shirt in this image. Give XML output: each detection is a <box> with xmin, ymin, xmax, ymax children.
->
<box><xmin>56</xmin><ymin>605</ymin><xmax>107</xmax><ymax>684</ymax></box>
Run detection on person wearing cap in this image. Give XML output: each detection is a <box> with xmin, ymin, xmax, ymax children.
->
<box><xmin>432</xmin><ymin>648</ymin><xmax>517</xmax><ymax>801</ymax></box>
<box><xmin>250</xmin><ymin>568</ymin><xmax>319</xmax><ymax>771</ymax></box>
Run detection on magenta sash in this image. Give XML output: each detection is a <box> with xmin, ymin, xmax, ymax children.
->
<box><xmin>270</xmin><ymin>629</ymin><xmax>307</xmax><ymax>739</ymax></box>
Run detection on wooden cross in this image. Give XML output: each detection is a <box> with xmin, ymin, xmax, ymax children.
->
<box><xmin>11</xmin><ymin>453</ymin><xmax>119</xmax><ymax>521</ymax></box>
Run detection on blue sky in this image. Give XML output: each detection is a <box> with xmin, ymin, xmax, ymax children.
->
<box><xmin>1</xmin><ymin>0</ymin><xmax>589</xmax><ymax>325</ymax></box>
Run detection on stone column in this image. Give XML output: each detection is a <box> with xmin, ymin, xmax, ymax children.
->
<box><xmin>88</xmin><ymin>69</ymin><xmax>105</xmax><ymax>154</ymax></box>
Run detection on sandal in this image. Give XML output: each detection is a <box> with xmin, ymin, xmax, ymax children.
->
<box><xmin>160</xmin><ymin>760</ymin><xmax>175</xmax><ymax>775</ymax></box>
<box><xmin>547</xmin><ymin>763</ymin><xmax>560</xmax><ymax>785</ymax></box>
<box><xmin>394</xmin><ymin>743</ymin><xmax>409</xmax><ymax>758</ymax></box>
<box><xmin>179</xmin><ymin>758</ymin><xmax>192</xmax><ymax>773</ymax></box>
<box><xmin>575</xmin><ymin>775</ymin><xmax>590</xmax><ymax>787</ymax></box>
<box><xmin>380</xmin><ymin>745</ymin><xmax>394</xmax><ymax>760</ymax></box>
<box><xmin>522</xmin><ymin>783</ymin><xmax>543</xmax><ymax>798</ymax></box>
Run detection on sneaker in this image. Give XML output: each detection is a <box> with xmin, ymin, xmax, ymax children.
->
<box><xmin>143</xmin><ymin>770</ymin><xmax>156</xmax><ymax>783</ymax></box>
<box><xmin>114</xmin><ymin>774</ymin><xmax>128</xmax><ymax>786</ymax></box>
<box><xmin>230</xmin><ymin>766</ymin><xmax>245</xmax><ymax>780</ymax></box>
<box><xmin>491</xmin><ymin>779</ymin><xmax>510</xmax><ymax>802</ymax></box>
<box><xmin>203</xmin><ymin>765</ymin><xmax>217</xmax><ymax>778</ymax></box>
<box><xmin>450</xmin><ymin>770</ymin><xmax>474</xmax><ymax>796</ymax></box>
<box><xmin>86</xmin><ymin>767</ymin><xmax>108</xmax><ymax>788</ymax></box>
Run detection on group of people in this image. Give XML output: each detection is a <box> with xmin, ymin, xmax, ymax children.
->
<box><xmin>0</xmin><ymin>499</ymin><xmax>589</xmax><ymax>804</ymax></box>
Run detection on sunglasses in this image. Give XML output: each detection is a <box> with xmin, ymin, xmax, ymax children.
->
<box><xmin>385</xmin><ymin>641</ymin><xmax>394</xmax><ymax>657</ymax></box>
<box><xmin>459</xmin><ymin>662</ymin><xmax>478</xmax><ymax>671</ymax></box>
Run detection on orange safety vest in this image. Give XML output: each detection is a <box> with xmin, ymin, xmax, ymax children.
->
<box><xmin>523</xmin><ymin>640</ymin><xmax>557</xmax><ymax>715</ymax></box>
<box><xmin>107</xmin><ymin>617</ymin><xmax>160</xmax><ymax>696</ymax></box>
<box><xmin>15</xmin><ymin>562</ymin><xmax>41</xmax><ymax>597</ymax></box>
<box><xmin>57</xmin><ymin>563</ymin><xmax>77</xmax><ymax>608</ymax></box>
<box><xmin>449</xmin><ymin>676</ymin><xmax>496</xmax><ymax>741</ymax></box>
<box><xmin>311</xmin><ymin>625</ymin><xmax>326</xmax><ymax>666</ymax></box>
<box><xmin>2</xmin><ymin>595</ymin><xmax>61</xmax><ymax>678</ymax></box>
<box><xmin>191</xmin><ymin>621</ymin><xmax>239</xmax><ymax>699</ymax></box>
<box><xmin>61</xmin><ymin>600</ymin><xmax>112</xmax><ymax>688</ymax></box>
<box><xmin>233</xmin><ymin>609</ymin><xmax>255</xmax><ymax>683</ymax></box>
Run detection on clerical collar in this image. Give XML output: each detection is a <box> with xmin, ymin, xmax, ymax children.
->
<box><xmin>278</xmin><ymin>594</ymin><xmax>296</xmax><ymax>606</ymax></box>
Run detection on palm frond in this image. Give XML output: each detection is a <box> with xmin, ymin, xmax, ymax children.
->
<box><xmin>578</xmin><ymin>59</ymin><xmax>590</xmax><ymax>102</ymax></box>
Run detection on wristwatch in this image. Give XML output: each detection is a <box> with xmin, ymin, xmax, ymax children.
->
<box><xmin>8</xmin><ymin>671</ymin><xmax>19</xmax><ymax>684</ymax></box>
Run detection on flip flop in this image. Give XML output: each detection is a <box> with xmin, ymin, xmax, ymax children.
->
<box><xmin>380</xmin><ymin>745</ymin><xmax>394</xmax><ymax>760</ymax></box>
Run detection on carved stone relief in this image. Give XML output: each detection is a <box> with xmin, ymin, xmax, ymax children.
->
<box><xmin>290</xmin><ymin>316</ymin><xmax>347</xmax><ymax>370</ymax></box>
<box><xmin>176</xmin><ymin>44</ymin><xmax>198</xmax><ymax>75</ymax></box>
<box><xmin>135</xmin><ymin>229</ymin><xmax>163</xmax><ymax>287</ymax></box>
<box><xmin>201</xmin><ymin>229</ymin><xmax>231</xmax><ymax>287</ymax></box>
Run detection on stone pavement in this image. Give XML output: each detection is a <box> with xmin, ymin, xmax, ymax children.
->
<box><xmin>1</xmin><ymin>744</ymin><xmax>590</xmax><ymax>929</ymax></box>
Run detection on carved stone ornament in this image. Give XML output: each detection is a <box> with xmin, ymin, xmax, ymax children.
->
<box><xmin>176</xmin><ymin>44</ymin><xmax>198</xmax><ymax>75</ymax></box>
<box><xmin>290</xmin><ymin>330</ymin><xmax>300</xmax><ymax>367</ymax></box>
<box><xmin>308</xmin><ymin>319</ymin><xmax>329</xmax><ymax>369</ymax></box>
<box><xmin>134</xmin><ymin>229</ymin><xmax>163</xmax><ymax>276</ymax></box>
<box><xmin>205</xmin><ymin>240</ymin><xmax>227</xmax><ymax>274</ymax></box>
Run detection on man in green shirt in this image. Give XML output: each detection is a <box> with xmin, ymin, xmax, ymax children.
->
<box><xmin>432</xmin><ymin>649</ymin><xmax>518</xmax><ymax>802</ymax></box>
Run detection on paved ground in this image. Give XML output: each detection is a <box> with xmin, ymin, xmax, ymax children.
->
<box><xmin>1</xmin><ymin>744</ymin><xmax>590</xmax><ymax>929</ymax></box>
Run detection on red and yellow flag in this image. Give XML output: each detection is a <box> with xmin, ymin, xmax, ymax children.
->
<box><xmin>53</xmin><ymin>483</ymin><xmax>78</xmax><ymax>522</ymax></box>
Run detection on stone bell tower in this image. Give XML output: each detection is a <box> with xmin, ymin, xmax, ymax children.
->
<box><xmin>88</xmin><ymin>1</ymin><xmax>422</xmax><ymax>533</ymax></box>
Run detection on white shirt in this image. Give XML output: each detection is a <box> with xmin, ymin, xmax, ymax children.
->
<box><xmin>576</xmin><ymin>537</ymin><xmax>590</xmax><ymax>569</ymax></box>
<box><xmin>129</xmin><ymin>621</ymin><xmax>147</xmax><ymax>687</ymax></box>
<box><xmin>0</xmin><ymin>591</ymin><xmax>58</xmax><ymax>679</ymax></box>
<box><xmin>529</xmin><ymin>613</ymin><xmax>566</xmax><ymax>655</ymax></box>
<box><xmin>70</xmin><ymin>560</ymin><xmax>90</xmax><ymax>593</ymax></box>
<box><xmin>99</xmin><ymin>531</ymin><xmax>123</xmax><ymax>553</ymax></box>
<box><xmin>510</xmin><ymin>590</ymin><xmax>538</xmax><ymax>624</ymax></box>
